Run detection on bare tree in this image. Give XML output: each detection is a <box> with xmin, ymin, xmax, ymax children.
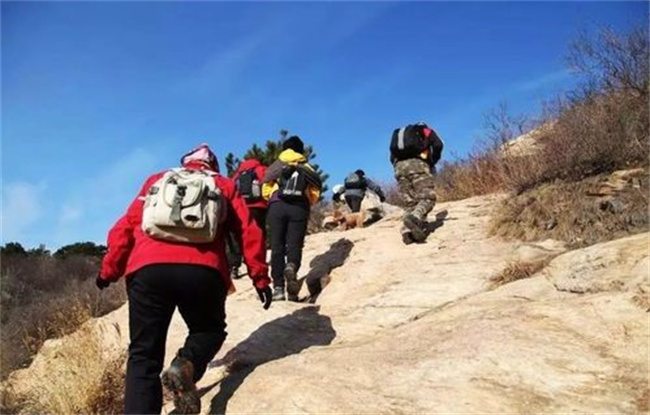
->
<box><xmin>483</xmin><ymin>101</ymin><xmax>531</xmax><ymax>147</ymax></box>
<box><xmin>567</xmin><ymin>25</ymin><xmax>649</xmax><ymax>98</ymax></box>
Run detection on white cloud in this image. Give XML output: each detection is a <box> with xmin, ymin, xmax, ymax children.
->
<box><xmin>1</xmin><ymin>181</ymin><xmax>47</xmax><ymax>243</ymax></box>
<box><xmin>0</xmin><ymin>148</ymin><xmax>159</xmax><ymax>249</ymax></box>
<box><xmin>50</xmin><ymin>147</ymin><xmax>160</xmax><ymax>248</ymax></box>
<box><xmin>174</xmin><ymin>33</ymin><xmax>267</xmax><ymax>96</ymax></box>
<box><xmin>60</xmin><ymin>204</ymin><xmax>83</xmax><ymax>223</ymax></box>
<box><xmin>515</xmin><ymin>70</ymin><xmax>572</xmax><ymax>92</ymax></box>
<box><xmin>93</xmin><ymin>147</ymin><xmax>158</xmax><ymax>199</ymax></box>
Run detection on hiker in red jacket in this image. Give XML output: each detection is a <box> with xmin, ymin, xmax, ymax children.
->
<box><xmin>227</xmin><ymin>158</ymin><xmax>268</xmax><ymax>280</ymax></box>
<box><xmin>97</xmin><ymin>144</ymin><xmax>272</xmax><ymax>415</ymax></box>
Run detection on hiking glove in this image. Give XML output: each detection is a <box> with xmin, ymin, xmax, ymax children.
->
<box><xmin>96</xmin><ymin>274</ymin><xmax>111</xmax><ymax>290</ymax></box>
<box><xmin>256</xmin><ymin>286</ymin><xmax>273</xmax><ymax>310</ymax></box>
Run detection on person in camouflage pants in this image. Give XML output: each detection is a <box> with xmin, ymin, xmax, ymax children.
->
<box><xmin>395</xmin><ymin>158</ymin><xmax>437</xmax><ymax>244</ymax></box>
<box><xmin>390</xmin><ymin>122</ymin><xmax>443</xmax><ymax>244</ymax></box>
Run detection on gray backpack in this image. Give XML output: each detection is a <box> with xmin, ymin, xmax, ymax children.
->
<box><xmin>142</xmin><ymin>168</ymin><xmax>225</xmax><ymax>243</ymax></box>
<box><xmin>344</xmin><ymin>172</ymin><xmax>366</xmax><ymax>190</ymax></box>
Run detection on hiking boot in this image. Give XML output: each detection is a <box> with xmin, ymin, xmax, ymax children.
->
<box><xmin>161</xmin><ymin>356</ymin><xmax>200</xmax><ymax>414</ymax></box>
<box><xmin>402</xmin><ymin>231</ymin><xmax>415</xmax><ymax>245</ymax></box>
<box><xmin>272</xmin><ymin>287</ymin><xmax>286</xmax><ymax>301</ymax></box>
<box><xmin>284</xmin><ymin>263</ymin><xmax>299</xmax><ymax>302</ymax></box>
<box><xmin>403</xmin><ymin>214</ymin><xmax>429</xmax><ymax>243</ymax></box>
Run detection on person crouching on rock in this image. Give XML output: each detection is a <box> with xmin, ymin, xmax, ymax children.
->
<box><xmin>96</xmin><ymin>143</ymin><xmax>272</xmax><ymax>415</ymax></box>
<box><xmin>342</xmin><ymin>169</ymin><xmax>386</xmax><ymax>213</ymax></box>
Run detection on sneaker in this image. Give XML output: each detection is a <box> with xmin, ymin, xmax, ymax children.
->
<box><xmin>402</xmin><ymin>232</ymin><xmax>415</xmax><ymax>245</ymax></box>
<box><xmin>161</xmin><ymin>356</ymin><xmax>200</xmax><ymax>414</ymax></box>
<box><xmin>403</xmin><ymin>214</ymin><xmax>429</xmax><ymax>243</ymax></box>
<box><xmin>272</xmin><ymin>287</ymin><xmax>286</xmax><ymax>301</ymax></box>
<box><xmin>284</xmin><ymin>263</ymin><xmax>299</xmax><ymax>302</ymax></box>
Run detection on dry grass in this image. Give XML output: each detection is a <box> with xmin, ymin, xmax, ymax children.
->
<box><xmin>382</xmin><ymin>181</ymin><xmax>407</xmax><ymax>208</ymax></box>
<box><xmin>425</xmin><ymin>25</ymin><xmax>650</xmax><ymax>248</ymax></box>
<box><xmin>0</xmin><ymin>385</ymin><xmax>24</xmax><ymax>415</ymax></box>
<box><xmin>434</xmin><ymin>152</ymin><xmax>509</xmax><ymax>202</ymax></box>
<box><xmin>430</xmin><ymin>24</ymin><xmax>648</xmax><ymax>206</ymax></box>
<box><xmin>434</xmin><ymin>89</ymin><xmax>648</xmax><ymax>203</ymax></box>
<box><xmin>636</xmin><ymin>384</ymin><xmax>650</xmax><ymax>413</ymax></box>
<box><xmin>632</xmin><ymin>284</ymin><xmax>650</xmax><ymax>312</ymax></box>
<box><xmin>489</xmin><ymin>259</ymin><xmax>552</xmax><ymax>289</ymax></box>
<box><xmin>1</xmin><ymin>252</ymin><xmax>128</xmax><ymax>414</ymax></box>
<box><xmin>1</xmin><ymin>322</ymin><xmax>126</xmax><ymax>415</ymax></box>
<box><xmin>1</xmin><ymin>255</ymin><xmax>126</xmax><ymax>380</ymax></box>
<box><xmin>88</xmin><ymin>355</ymin><xmax>127</xmax><ymax>415</ymax></box>
<box><xmin>489</xmin><ymin>169</ymin><xmax>649</xmax><ymax>247</ymax></box>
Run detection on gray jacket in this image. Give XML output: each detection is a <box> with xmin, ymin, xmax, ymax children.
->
<box><xmin>263</xmin><ymin>159</ymin><xmax>322</xmax><ymax>189</ymax></box>
<box><xmin>344</xmin><ymin>178</ymin><xmax>385</xmax><ymax>201</ymax></box>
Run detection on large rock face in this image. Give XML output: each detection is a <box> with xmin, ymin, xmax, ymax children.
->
<box><xmin>5</xmin><ymin>194</ymin><xmax>649</xmax><ymax>414</ymax></box>
<box><xmin>543</xmin><ymin>233</ymin><xmax>649</xmax><ymax>295</ymax></box>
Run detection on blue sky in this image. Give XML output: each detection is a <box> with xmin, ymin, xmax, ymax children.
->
<box><xmin>1</xmin><ymin>1</ymin><xmax>646</xmax><ymax>249</ymax></box>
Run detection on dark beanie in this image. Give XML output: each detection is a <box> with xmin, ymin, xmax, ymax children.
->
<box><xmin>282</xmin><ymin>135</ymin><xmax>304</xmax><ymax>154</ymax></box>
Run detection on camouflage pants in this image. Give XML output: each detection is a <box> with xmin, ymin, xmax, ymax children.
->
<box><xmin>394</xmin><ymin>159</ymin><xmax>437</xmax><ymax>232</ymax></box>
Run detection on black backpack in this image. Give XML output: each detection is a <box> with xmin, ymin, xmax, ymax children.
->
<box><xmin>344</xmin><ymin>172</ymin><xmax>366</xmax><ymax>190</ymax></box>
<box><xmin>278</xmin><ymin>165</ymin><xmax>309</xmax><ymax>202</ymax></box>
<box><xmin>390</xmin><ymin>124</ymin><xmax>430</xmax><ymax>161</ymax></box>
<box><xmin>391</xmin><ymin>124</ymin><xmax>444</xmax><ymax>165</ymax></box>
<box><xmin>236</xmin><ymin>168</ymin><xmax>262</xmax><ymax>202</ymax></box>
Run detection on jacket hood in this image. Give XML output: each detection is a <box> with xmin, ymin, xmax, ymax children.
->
<box><xmin>238</xmin><ymin>158</ymin><xmax>264</xmax><ymax>171</ymax></box>
<box><xmin>278</xmin><ymin>149</ymin><xmax>307</xmax><ymax>164</ymax></box>
<box><xmin>181</xmin><ymin>144</ymin><xmax>219</xmax><ymax>172</ymax></box>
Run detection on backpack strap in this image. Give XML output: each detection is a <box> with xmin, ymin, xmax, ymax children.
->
<box><xmin>169</xmin><ymin>185</ymin><xmax>186</xmax><ymax>222</ymax></box>
<box><xmin>397</xmin><ymin>127</ymin><xmax>407</xmax><ymax>150</ymax></box>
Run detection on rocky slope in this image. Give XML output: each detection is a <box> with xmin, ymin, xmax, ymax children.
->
<box><xmin>5</xmin><ymin>194</ymin><xmax>649</xmax><ymax>414</ymax></box>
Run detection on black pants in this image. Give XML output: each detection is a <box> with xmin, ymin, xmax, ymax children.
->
<box><xmin>227</xmin><ymin>207</ymin><xmax>267</xmax><ymax>269</ymax></box>
<box><xmin>345</xmin><ymin>195</ymin><xmax>363</xmax><ymax>213</ymax></box>
<box><xmin>268</xmin><ymin>200</ymin><xmax>309</xmax><ymax>288</ymax></box>
<box><xmin>124</xmin><ymin>264</ymin><xmax>227</xmax><ymax>414</ymax></box>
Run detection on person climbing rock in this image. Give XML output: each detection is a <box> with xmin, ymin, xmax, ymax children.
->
<box><xmin>343</xmin><ymin>169</ymin><xmax>386</xmax><ymax>213</ymax></box>
<box><xmin>262</xmin><ymin>135</ymin><xmax>322</xmax><ymax>302</ymax></box>
<box><xmin>227</xmin><ymin>157</ymin><xmax>268</xmax><ymax>280</ymax></box>
<box><xmin>97</xmin><ymin>144</ymin><xmax>272</xmax><ymax>415</ymax></box>
<box><xmin>389</xmin><ymin>122</ymin><xmax>444</xmax><ymax>244</ymax></box>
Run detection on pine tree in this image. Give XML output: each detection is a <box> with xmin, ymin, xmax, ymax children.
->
<box><xmin>53</xmin><ymin>241</ymin><xmax>107</xmax><ymax>259</ymax></box>
<box><xmin>1</xmin><ymin>242</ymin><xmax>27</xmax><ymax>256</ymax></box>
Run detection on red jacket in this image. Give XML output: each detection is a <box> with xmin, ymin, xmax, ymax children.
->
<box><xmin>99</xmin><ymin>164</ymin><xmax>270</xmax><ymax>290</ymax></box>
<box><xmin>232</xmin><ymin>159</ymin><xmax>268</xmax><ymax>209</ymax></box>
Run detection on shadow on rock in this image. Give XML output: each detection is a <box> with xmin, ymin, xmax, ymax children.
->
<box><xmin>206</xmin><ymin>306</ymin><xmax>336</xmax><ymax>414</ymax></box>
<box><xmin>299</xmin><ymin>238</ymin><xmax>354</xmax><ymax>303</ymax></box>
<box><xmin>427</xmin><ymin>209</ymin><xmax>449</xmax><ymax>234</ymax></box>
